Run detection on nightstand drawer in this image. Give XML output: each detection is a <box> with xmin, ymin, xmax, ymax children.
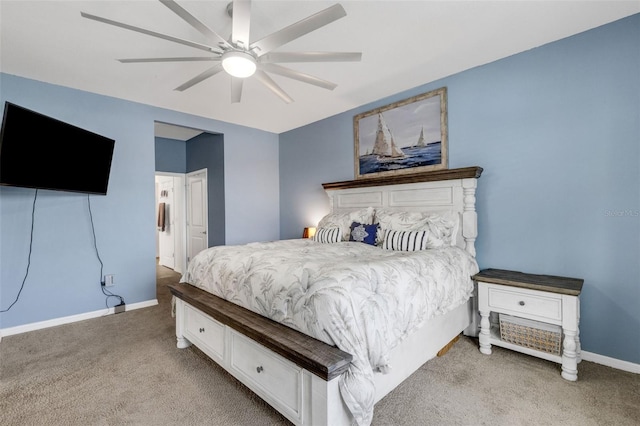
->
<box><xmin>487</xmin><ymin>287</ymin><xmax>562</xmax><ymax>322</ymax></box>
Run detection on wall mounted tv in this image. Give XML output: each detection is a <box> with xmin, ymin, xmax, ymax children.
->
<box><xmin>0</xmin><ymin>102</ymin><xmax>115</xmax><ymax>195</ymax></box>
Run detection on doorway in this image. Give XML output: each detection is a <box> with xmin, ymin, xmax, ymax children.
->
<box><xmin>155</xmin><ymin>173</ymin><xmax>185</xmax><ymax>274</ymax></box>
<box><xmin>154</xmin><ymin>121</ymin><xmax>225</xmax><ymax>270</ymax></box>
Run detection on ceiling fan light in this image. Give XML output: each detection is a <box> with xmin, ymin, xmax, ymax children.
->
<box><xmin>222</xmin><ymin>51</ymin><xmax>257</xmax><ymax>78</ymax></box>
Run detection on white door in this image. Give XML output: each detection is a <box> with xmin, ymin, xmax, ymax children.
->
<box><xmin>187</xmin><ymin>169</ymin><xmax>208</xmax><ymax>264</ymax></box>
<box><xmin>158</xmin><ymin>177</ymin><xmax>175</xmax><ymax>269</ymax></box>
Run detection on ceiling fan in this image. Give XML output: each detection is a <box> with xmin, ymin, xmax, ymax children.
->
<box><xmin>80</xmin><ymin>0</ymin><xmax>362</xmax><ymax>103</ymax></box>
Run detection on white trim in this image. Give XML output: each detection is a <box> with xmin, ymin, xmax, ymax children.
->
<box><xmin>1</xmin><ymin>301</ymin><xmax>638</xmax><ymax>377</ymax></box>
<box><xmin>0</xmin><ymin>299</ymin><xmax>158</xmax><ymax>339</ymax></box>
<box><xmin>581</xmin><ymin>351</ymin><xmax>640</xmax><ymax>374</ymax></box>
<box><xmin>155</xmin><ymin>171</ymin><xmax>187</xmax><ymax>178</ymax></box>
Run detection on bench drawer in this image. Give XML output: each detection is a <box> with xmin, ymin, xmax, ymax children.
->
<box><xmin>229</xmin><ymin>330</ymin><xmax>303</xmax><ymax>421</ymax></box>
<box><xmin>184</xmin><ymin>304</ymin><xmax>225</xmax><ymax>362</ymax></box>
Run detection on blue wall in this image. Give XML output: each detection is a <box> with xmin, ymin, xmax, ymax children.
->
<box><xmin>155</xmin><ymin>137</ymin><xmax>187</xmax><ymax>174</ymax></box>
<box><xmin>224</xmin><ymin>126</ymin><xmax>281</xmax><ymax>245</ymax></box>
<box><xmin>279</xmin><ymin>15</ymin><xmax>640</xmax><ymax>364</ymax></box>
<box><xmin>187</xmin><ymin>132</ymin><xmax>226</xmax><ymax>247</ymax></box>
<box><xmin>0</xmin><ymin>73</ymin><xmax>280</xmax><ymax>330</ymax></box>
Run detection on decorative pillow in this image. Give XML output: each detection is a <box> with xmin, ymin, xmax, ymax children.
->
<box><xmin>374</xmin><ymin>209</ymin><xmax>458</xmax><ymax>246</ymax></box>
<box><xmin>381</xmin><ymin>229</ymin><xmax>431</xmax><ymax>251</ymax></box>
<box><xmin>349</xmin><ymin>222</ymin><xmax>379</xmax><ymax>246</ymax></box>
<box><xmin>312</xmin><ymin>227</ymin><xmax>342</xmax><ymax>244</ymax></box>
<box><xmin>317</xmin><ymin>207</ymin><xmax>375</xmax><ymax>241</ymax></box>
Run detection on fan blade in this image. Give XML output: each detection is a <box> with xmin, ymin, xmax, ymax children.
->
<box><xmin>253</xmin><ymin>70</ymin><xmax>293</xmax><ymax>103</ymax></box>
<box><xmin>261</xmin><ymin>51</ymin><xmax>361</xmax><ymax>63</ymax></box>
<box><xmin>260</xmin><ymin>63</ymin><xmax>336</xmax><ymax>90</ymax></box>
<box><xmin>159</xmin><ymin>0</ymin><xmax>231</xmax><ymax>48</ymax></box>
<box><xmin>118</xmin><ymin>57</ymin><xmax>220</xmax><ymax>63</ymax></box>
<box><xmin>231</xmin><ymin>77</ymin><xmax>244</xmax><ymax>103</ymax></box>
<box><xmin>250</xmin><ymin>3</ymin><xmax>346</xmax><ymax>56</ymax></box>
<box><xmin>231</xmin><ymin>0</ymin><xmax>252</xmax><ymax>48</ymax></box>
<box><xmin>80</xmin><ymin>12</ymin><xmax>216</xmax><ymax>53</ymax></box>
<box><xmin>174</xmin><ymin>64</ymin><xmax>224</xmax><ymax>91</ymax></box>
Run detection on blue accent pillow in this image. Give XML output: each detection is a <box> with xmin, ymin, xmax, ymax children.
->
<box><xmin>349</xmin><ymin>222</ymin><xmax>379</xmax><ymax>246</ymax></box>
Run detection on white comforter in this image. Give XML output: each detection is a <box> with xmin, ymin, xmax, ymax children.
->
<box><xmin>181</xmin><ymin>239</ymin><xmax>478</xmax><ymax>425</ymax></box>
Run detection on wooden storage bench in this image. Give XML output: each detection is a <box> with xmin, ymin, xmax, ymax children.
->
<box><xmin>169</xmin><ymin>283</ymin><xmax>353</xmax><ymax>425</ymax></box>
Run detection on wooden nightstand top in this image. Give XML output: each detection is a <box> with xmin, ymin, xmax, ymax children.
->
<box><xmin>472</xmin><ymin>268</ymin><xmax>583</xmax><ymax>296</ymax></box>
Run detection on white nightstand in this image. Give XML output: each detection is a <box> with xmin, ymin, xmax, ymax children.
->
<box><xmin>474</xmin><ymin>269</ymin><xmax>583</xmax><ymax>381</ymax></box>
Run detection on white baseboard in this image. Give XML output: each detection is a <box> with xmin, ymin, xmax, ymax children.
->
<box><xmin>1</xmin><ymin>305</ymin><xmax>638</xmax><ymax>376</ymax></box>
<box><xmin>0</xmin><ymin>299</ymin><xmax>158</xmax><ymax>340</ymax></box>
<box><xmin>581</xmin><ymin>351</ymin><xmax>640</xmax><ymax>374</ymax></box>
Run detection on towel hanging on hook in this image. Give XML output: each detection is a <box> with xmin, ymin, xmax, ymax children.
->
<box><xmin>157</xmin><ymin>202</ymin><xmax>166</xmax><ymax>232</ymax></box>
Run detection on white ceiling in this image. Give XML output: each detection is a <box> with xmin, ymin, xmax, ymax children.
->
<box><xmin>2</xmin><ymin>1</ymin><xmax>639</xmax><ymax>134</ymax></box>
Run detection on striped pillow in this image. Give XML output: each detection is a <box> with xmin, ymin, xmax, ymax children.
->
<box><xmin>382</xmin><ymin>229</ymin><xmax>430</xmax><ymax>251</ymax></box>
<box><xmin>313</xmin><ymin>227</ymin><xmax>342</xmax><ymax>244</ymax></box>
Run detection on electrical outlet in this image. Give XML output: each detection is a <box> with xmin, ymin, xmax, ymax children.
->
<box><xmin>104</xmin><ymin>274</ymin><xmax>114</xmax><ymax>287</ymax></box>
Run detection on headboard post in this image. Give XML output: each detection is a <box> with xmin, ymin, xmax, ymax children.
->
<box><xmin>461</xmin><ymin>178</ymin><xmax>478</xmax><ymax>257</ymax></box>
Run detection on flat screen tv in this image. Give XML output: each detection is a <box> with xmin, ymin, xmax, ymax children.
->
<box><xmin>0</xmin><ymin>102</ymin><xmax>115</xmax><ymax>195</ymax></box>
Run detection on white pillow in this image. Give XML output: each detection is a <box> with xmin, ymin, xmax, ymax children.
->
<box><xmin>312</xmin><ymin>227</ymin><xmax>342</xmax><ymax>243</ymax></box>
<box><xmin>317</xmin><ymin>207</ymin><xmax>375</xmax><ymax>241</ymax></box>
<box><xmin>374</xmin><ymin>209</ymin><xmax>458</xmax><ymax>246</ymax></box>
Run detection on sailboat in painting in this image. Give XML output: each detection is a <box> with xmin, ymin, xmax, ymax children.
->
<box><xmin>372</xmin><ymin>113</ymin><xmax>405</xmax><ymax>161</ymax></box>
<box><xmin>358</xmin><ymin>111</ymin><xmax>442</xmax><ymax>176</ymax></box>
<box><xmin>415</xmin><ymin>126</ymin><xmax>426</xmax><ymax>147</ymax></box>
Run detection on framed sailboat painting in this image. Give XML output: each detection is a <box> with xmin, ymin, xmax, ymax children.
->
<box><xmin>354</xmin><ymin>87</ymin><xmax>448</xmax><ymax>179</ymax></box>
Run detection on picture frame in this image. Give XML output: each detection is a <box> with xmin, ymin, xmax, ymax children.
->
<box><xmin>353</xmin><ymin>87</ymin><xmax>448</xmax><ymax>179</ymax></box>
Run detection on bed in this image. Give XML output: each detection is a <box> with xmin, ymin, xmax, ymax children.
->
<box><xmin>170</xmin><ymin>166</ymin><xmax>482</xmax><ymax>426</ymax></box>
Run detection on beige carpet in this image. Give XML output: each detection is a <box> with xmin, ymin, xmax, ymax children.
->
<box><xmin>1</xmin><ymin>265</ymin><xmax>638</xmax><ymax>426</ymax></box>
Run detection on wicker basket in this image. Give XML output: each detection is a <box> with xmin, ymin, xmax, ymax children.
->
<box><xmin>499</xmin><ymin>314</ymin><xmax>562</xmax><ymax>355</ymax></box>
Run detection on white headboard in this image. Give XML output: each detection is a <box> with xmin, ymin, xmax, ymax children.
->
<box><xmin>322</xmin><ymin>167</ymin><xmax>482</xmax><ymax>257</ymax></box>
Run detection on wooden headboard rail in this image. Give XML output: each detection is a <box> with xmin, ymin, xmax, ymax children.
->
<box><xmin>322</xmin><ymin>166</ymin><xmax>482</xmax><ymax>191</ymax></box>
<box><xmin>322</xmin><ymin>166</ymin><xmax>483</xmax><ymax>257</ymax></box>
